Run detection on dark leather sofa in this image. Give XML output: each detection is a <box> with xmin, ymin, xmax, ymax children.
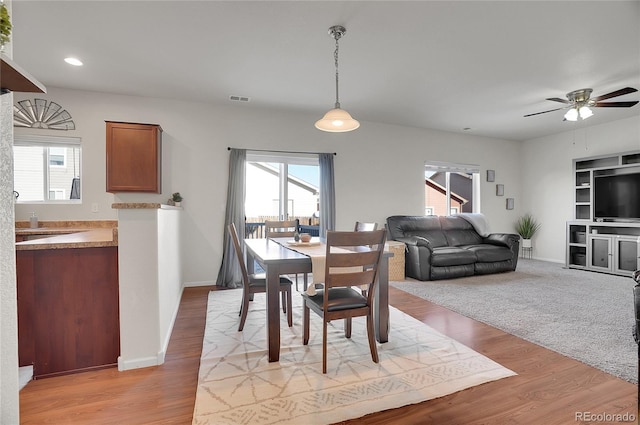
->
<box><xmin>386</xmin><ymin>215</ymin><xmax>520</xmax><ymax>281</ymax></box>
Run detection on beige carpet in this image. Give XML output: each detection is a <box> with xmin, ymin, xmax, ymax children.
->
<box><xmin>192</xmin><ymin>289</ymin><xmax>516</xmax><ymax>425</ymax></box>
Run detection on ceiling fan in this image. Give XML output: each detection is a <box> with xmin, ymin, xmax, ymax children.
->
<box><xmin>524</xmin><ymin>87</ymin><xmax>638</xmax><ymax>121</ymax></box>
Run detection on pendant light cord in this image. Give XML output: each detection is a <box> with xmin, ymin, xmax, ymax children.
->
<box><xmin>333</xmin><ymin>31</ymin><xmax>341</xmax><ymax>109</ymax></box>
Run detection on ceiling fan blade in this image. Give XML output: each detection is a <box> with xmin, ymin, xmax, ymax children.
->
<box><xmin>593</xmin><ymin>101</ymin><xmax>639</xmax><ymax>108</ymax></box>
<box><xmin>592</xmin><ymin>87</ymin><xmax>638</xmax><ymax>102</ymax></box>
<box><xmin>524</xmin><ymin>107</ymin><xmax>567</xmax><ymax>117</ymax></box>
<box><xmin>545</xmin><ymin>97</ymin><xmax>571</xmax><ymax>104</ymax></box>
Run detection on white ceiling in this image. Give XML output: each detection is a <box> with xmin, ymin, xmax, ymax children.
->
<box><xmin>9</xmin><ymin>1</ymin><xmax>640</xmax><ymax>141</ymax></box>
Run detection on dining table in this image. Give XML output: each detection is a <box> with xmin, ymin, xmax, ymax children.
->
<box><xmin>244</xmin><ymin>237</ymin><xmax>392</xmax><ymax>362</ymax></box>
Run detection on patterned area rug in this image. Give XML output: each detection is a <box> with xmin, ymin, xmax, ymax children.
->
<box><xmin>192</xmin><ymin>290</ymin><xmax>515</xmax><ymax>425</ymax></box>
<box><xmin>193</xmin><ymin>290</ymin><xmax>515</xmax><ymax>425</ymax></box>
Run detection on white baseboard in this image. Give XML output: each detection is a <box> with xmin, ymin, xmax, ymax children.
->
<box><xmin>19</xmin><ymin>366</ymin><xmax>33</xmax><ymax>390</ymax></box>
<box><xmin>184</xmin><ymin>280</ymin><xmax>215</xmax><ymax>287</ymax></box>
<box><xmin>118</xmin><ymin>355</ymin><xmax>162</xmax><ymax>371</ymax></box>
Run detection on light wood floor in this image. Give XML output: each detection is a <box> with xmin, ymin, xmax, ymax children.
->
<box><xmin>20</xmin><ymin>285</ymin><xmax>638</xmax><ymax>425</ymax></box>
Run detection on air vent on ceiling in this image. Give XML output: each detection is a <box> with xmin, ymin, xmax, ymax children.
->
<box><xmin>229</xmin><ymin>95</ymin><xmax>250</xmax><ymax>102</ymax></box>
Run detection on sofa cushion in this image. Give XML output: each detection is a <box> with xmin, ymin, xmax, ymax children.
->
<box><xmin>461</xmin><ymin>244</ymin><xmax>513</xmax><ymax>262</ymax></box>
<box><xmin>387</xmin><ymin>215</ymin><xmax>448</xmax><ymax>248</ymax></box>
<box><xmin>431</xmin><ymin>246</ymin><xmax>477</xmax><ymax>266</ymax></box>
<box><xmin>431</xmin><ymin>264</ymin><xmax>475</xmax><ymax>280</ymax></box>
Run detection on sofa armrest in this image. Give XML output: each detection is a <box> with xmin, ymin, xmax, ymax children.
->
<box><xmin>394</xmin><ymin>236</ymin><xmax>433</xmax><ymax>250</ymax></box>
<box><xmin>393</xmin><ymin>236</ymin><xmax>434</xmax><ymax>281</ymax></box>
<box><xmin>484</xmin><ymin>233</ymin><xmax>520</xmax><ymax>249</ymax></box>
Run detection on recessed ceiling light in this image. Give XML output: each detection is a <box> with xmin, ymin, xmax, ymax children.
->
<box><xmin>64</xmin><ymin>57</ymin><xmax>83</xmax><ymax>66</ymax></box>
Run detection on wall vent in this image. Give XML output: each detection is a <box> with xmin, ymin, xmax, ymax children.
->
<box><xmin>229</xmin><ymin>95</ymin><xmax>250</xmax><ymax>102</ymax></box>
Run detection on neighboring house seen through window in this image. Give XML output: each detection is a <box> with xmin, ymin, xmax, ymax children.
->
<box><xmin>425</xmin><ymin>161</ymin><xmax>480</xmax><ymax>215</ymax></box>
<box><xmin>14</xmin><ymin>134</ymin><xmax>81</xmax><ymax>202</ymax></box>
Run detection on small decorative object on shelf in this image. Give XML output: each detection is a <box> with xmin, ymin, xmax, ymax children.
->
<box><xmin>496</xmin><ymin>184</ymin><xmax>504</xmax><ymax>196</ymax></box>
<box><xmin>486</xmin><ymin>169</ymin><xmax>495</xmax><ymax>182</ymax></box>
<box><xmin>171</xmin><ymin>192</ymin><xmax>183</xmax><ymax>207</ymax></box>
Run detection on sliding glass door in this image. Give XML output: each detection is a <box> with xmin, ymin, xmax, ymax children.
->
<box><xmin>245</xmin><ymin>152</ymin><xmax>320</xmax><ymax>232</ymax></box>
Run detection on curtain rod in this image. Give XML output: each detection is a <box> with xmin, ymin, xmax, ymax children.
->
<box><xmin>227</xmin><ymin>147</ymin><xmax>336</xmax><ymax>156</ymax></box>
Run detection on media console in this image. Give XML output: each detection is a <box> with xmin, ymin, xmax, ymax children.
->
<box><xmin>566</xmin><ymin>151</ymin><xmax>640</xmax><ymax>277</ymax></box>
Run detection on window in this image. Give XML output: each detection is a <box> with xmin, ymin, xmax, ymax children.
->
<box><xmin>48</xmin><ymin>147</ymin><xmax>66</xmax><ymax>167</ymax></box>
<box><xmin>14</xmin><ymin>134</ymin><xmax>81</xmax><ymax>203</ymax></box>
<box><xmin>245</xmin><ymin>151</ymin><xmax>320</xmax><ymax>226</ymax></box>
<box><xmin>425</xmin><ymin>161</ymin><xmax>480</xmax><ymax>215</ymax></box>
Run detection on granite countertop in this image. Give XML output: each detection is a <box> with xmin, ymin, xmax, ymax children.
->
<box><xmin>15</xmin><ymin>221</ymin><xmax>118</xmax><ymax>251</ymax></box>
<box><xmin>111</xmin><ymin>203</ymin><xmax>182</xmax><ymax>210</ymax></box>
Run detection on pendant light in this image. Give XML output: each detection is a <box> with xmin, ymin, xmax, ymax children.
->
<box><xmin>315</xmin><ymin>25</ymin><xmax>360</xmax><ymax>132</ymax></box>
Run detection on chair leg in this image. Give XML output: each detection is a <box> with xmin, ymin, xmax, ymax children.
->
<box><xmin>344</xmin><ymin>317</ymin><xmax>352</xmax><ymax>338</ymax></box>
<box><xmin>281</xmin><ymin>291</ymin><xmax>287</xmax><ymax>314</ymax></box>
<box><xmin>303</xmin><ymin>273</ymin><xmax>308</xmax><ymax>291</ymax></box>
<box><xmin>303</xmin><ymin>300</ymin><xmax>310</xmax><ymax>345</ymax></box>
<box><xmin>366</xmin><ymin>313</ymin><xmax>379</xmax><ymax>364</ymax></box>
<box><xmin>238</xmin><ymin>291</ymin><xmax>250</xmax><ymax>331</ymax></box>
<box><xmin>323</xmin><ymin>320</ymin><xmax>328</xmax><ymax>374</ymax></box>
<box><xmin>295</xmin><ymin>274</ymin><xmax>299</xmax><ymax>292</ymax></box>
<box><xmin>286</xmin><ymin>288</ymin><xmax>293</xmax><ymax>327</ymax></box>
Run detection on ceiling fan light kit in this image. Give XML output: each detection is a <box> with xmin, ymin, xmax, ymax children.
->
<box><xmin>315</xmin><ymin>25</ymin><xmax>360</xmax><ymax>133</ymax></box>
<box><xmin>525</xmin><ymin>87</ymin><xmax>638</xmax><ymax>121</ymax></box>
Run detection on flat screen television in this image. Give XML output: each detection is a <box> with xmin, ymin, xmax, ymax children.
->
<box><xmin>594</xmin><ymin>172</ymin><xmax>640</xmax><ymax>221</ymax></box>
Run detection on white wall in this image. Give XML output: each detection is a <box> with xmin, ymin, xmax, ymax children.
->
<box><xmin>1</xmin><ymin>85</ymin><xmax>20</xmax><ymax>425</ymax></box>
<box><xmin>157</xmin><ymin>208</ymin><xmax>182</xmax><ymax>362</ymax></box>
<box><xmin>2</xmin><ymin>0</ymin><xmax>21</xmax><ymax>421</ymax></box>
<box><xmin>521</xmin><ymin>115</ymin><xmax>640</xmax><ymax>263</ymax></box>
<box><xmin>116</xmin><ymin>207</ymin><xmax>182</xmax><ymax>370</ymax></box>
<box><xmin>14</xmin><ymin>87</ymin><xmax>523</xmax><ymax>286</ymax></box>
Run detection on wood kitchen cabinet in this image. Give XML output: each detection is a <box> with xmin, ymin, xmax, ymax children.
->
<box><xmin>17</xmin><ymin>247</ymin><xmax>120</xmax><ymax>378</ymax></box>
<box><xmin>106</xmin><ymin>121</ymin><xmax>162</xmax><ymax>193</ymax></box>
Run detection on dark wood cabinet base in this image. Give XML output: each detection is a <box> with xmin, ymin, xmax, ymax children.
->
<box><xmin>17</xmin><ymin>247</ymin><xmax>120</xmax><ymax>378</ymax></box>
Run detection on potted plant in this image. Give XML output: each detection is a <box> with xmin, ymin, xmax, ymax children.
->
<box><xmin>515</xmin><ymin>214</ymin><xmax>540</xmax><ymax>248</ymax></box>
<box><xmin>0</xmin><ymin>2</ymin><xmax>11</xmax><ymax>49</ymax></box>
<box><xmin>172</xmin><ymin>192</ymin><xmax>183</xmax><ymax>207</ymax></box>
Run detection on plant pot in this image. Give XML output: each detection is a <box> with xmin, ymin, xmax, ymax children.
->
<box><xmin>522</xmin><ymin>238</ymin><xmax>532</xmax><ymax>248</ymax></box>
<box><xmin>174</xmin><ymin>201</ymin><xmax>181</xmax><ymax>207</ymax></box>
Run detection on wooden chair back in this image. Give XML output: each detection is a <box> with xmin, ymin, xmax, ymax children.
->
<box><xmin>324</xmin><ymin>230</ymin><xmax>386</xmax><ymax>297</ymax></box>
<box><xmin>228</xmin><ymin>223</ymin><xmax>250</xmax><ymax>286</ymax></box>
<box><xmin>265</xmin><ymin>219</ymin><xmax>299</xmax><ymax>238</ymax></box>
<box><xmin>354</xmin><ymin>221</ymin><xmax>378</xmax><ymax>232</ymax></box>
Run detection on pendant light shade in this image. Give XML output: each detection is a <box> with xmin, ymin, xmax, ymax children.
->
<box><xmin>316</xmin><ymin>25</ymin><xmax>360</xmax><ymax>133</ymax></box>
<box><xmin>315</xmin><ymin>108</ymin><xmax>360</xmax><ymax>132</ymax></box>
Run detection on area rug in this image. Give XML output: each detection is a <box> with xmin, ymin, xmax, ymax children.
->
<box><xmin>391</xmin><ymin>258</ymin><xmax>637</xmax><ymax>383</ymax></box>
<box><xmin>192</xmin><ymin>290</ymin><xmax>516</xmax><ymax>425</ymax></box>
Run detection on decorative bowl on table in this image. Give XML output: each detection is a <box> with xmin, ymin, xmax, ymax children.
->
<box><xmin>299</xmin><ymin>233</ymin><xmax>312</xmax><ymax>242</ymax></box>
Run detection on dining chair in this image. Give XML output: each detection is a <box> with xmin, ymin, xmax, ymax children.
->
<box><xmin>301</xmin><ymin>229</ymin><xmax>386</xmax><ymax>373</ymax></box>
<box><xmin>228</xmin><ymin>223</ymin><xmax>293</xmax><ymax>331</ymax></box>
<box><xmin>354</xmin><ymin>221</ymin><xmax>379</xmax><ymax>296</ymax></box>
<box><xmin>354</xmin><ymin>221</ymin><xmax>378</xmax><ymax>231</ymax></box>
<box><xmin>265</xmin><ymin>219</ymin><xmax>308</xmax><ymax>291</ymax></box>
<box><xmin>265</xmin><ymin>219</ymin><xmax>299</xmax><ymax>238</ymax></box>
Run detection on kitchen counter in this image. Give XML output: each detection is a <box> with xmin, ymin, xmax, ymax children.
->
<box><xmin>15</xmin><ymin>220</ymin><xmax>118</xmax><ymax>250</ymax></box>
